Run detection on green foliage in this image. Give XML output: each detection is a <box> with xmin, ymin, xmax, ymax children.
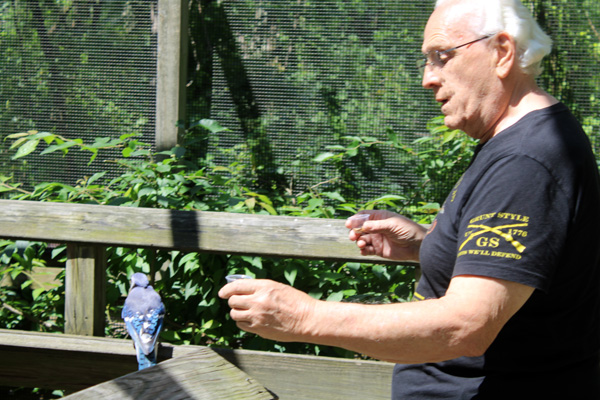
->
<box><xmin>399</xmin><ymin>116</ymin><xmax>477</xmax><ymax>207</ymax></box>
<box><xmin>0</xmin><ymin>241</ymin><xmax>64</xmax><ymax>333</ymax></box>
<box><xmin>314</xmin><ymin>115</ymin><xmax>477</xmax><ymax>223</ymax></box>
<box><xmin>0</xmin><ymin>120</ymin><xmax>426</xmax><ymax>359</ymax></box>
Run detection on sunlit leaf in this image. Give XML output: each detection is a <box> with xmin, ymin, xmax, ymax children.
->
<box><xmin>12</xmin><ymin>139</ymin><xmax>40</xmax><ymax>159</ymax></box>
<box><xmin>197</xmin><ymin>119</ymin><xmax>230</xmax><ymax>133</ymax></box>
<box><xmin>284</xmin><ymin>265</ymin><xmax>298</xmax><ymax>286</ymax></box>
<box><xmin>40</xmin><ymin>141</ymin><xmax>78</xmax><ymax>155</ymax></box>
<box><xmin>326</xmin><ymin>291</ymin><xmax>344</xmax><ymax>302</ymax></box>
<box><xmin>313</xmin><ymin>152</ymin><xmax>336</xmax><ymax>162</ymax></box>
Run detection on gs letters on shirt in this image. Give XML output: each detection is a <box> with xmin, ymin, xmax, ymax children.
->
<box><xmin>458</xmin><ymin>211</ymin><xmax>530</xmax><ymax>261</ymax></box>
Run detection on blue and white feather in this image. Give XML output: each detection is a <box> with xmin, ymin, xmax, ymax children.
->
<box><xmin>122</xmin><ymin>272</ymin><xmax>165</xmax><ymax>370</ymax></box>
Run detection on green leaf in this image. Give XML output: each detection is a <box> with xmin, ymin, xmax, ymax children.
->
<box><xmin>324</xmin><ymin>145</ymin><xmax>347</xmax><ymax>151</ymax></box>
<box><xmin>259</xmin><ymin>202</ymin><xmax>278</xmax><ymax>215</ymax></box>
<box><xmin>40</xmin><ymin>141</ymin><xmax>78</xmax><ymax>155</ymax></box>
<box><xmin>32</xmin><ymin>287</ymin><xmax>45</xmax><ymax>300</ymax></box>
<box><xmin>21</xmin><ymin>280</ymin><xmax>33</xmax><ymax>290</ymax></box>
<box><xmin>87</xmin><ymin>149</ymin><xmax>99</xmax><ymax>165</ymax></box>
<box><xmin>129</xmin><ymin>149</ymin><xmax>151</xmax><ymax>157</ymax></box>
<box><xmin>387</xmin><ymin>130</ymin><xmax>400</xmax><ymax>146</ymax></box>
<box><xmin>122</xmin><ymin>147</ymin><xmax>134</xmax><ymax>157</ymax></box>
<box><xmin>307</xmin><ymin>198</ymin><xmax>324</xmax><ymax>209</ymax></box>
<box><xmin>12</xmin><ymin>139</ymin><xmax>40</xmax><ymax>159</ymax></box>
<box><xmin>241</xmin><ymin>255</ymin><xmax>262</xmax><ymax>269</ymax></box>
<box><xmin>244</xmin><ymin>197</ymin><xmax>256</xmax><ymax>210</ymax></box>
<box><xmin>313</xmin><ymin>152</ymin><xmax>336</xmax><ymax>162</ymax></box>
<box><xmin>184</xmin><ymin>281</ymin><xmax>199</xmax><ymax>300</ymax></box>
<box><xmin>5</xmin><ymin>130</ymin><xmax>37</xmax><ymax>140</ymax></box>
<box><xmin>341</xmin><ymin>135</ymin><xmax>363</xmax><ymax>142</ymax></box>
<box><xmin>51</xmin><ymin>246</ymin><xmax>66</xmax><ymax>259</ymax></box>
<box><xmin>197</xmin><ymin>119</ymin><xmax>230</xmax><ymax>133</ymax></box>
<box><xmin>87</xmin><ymin>137</ymin><xmax>121</xmax><ymax>149</ymax></box>
<box><xmin>326</xmin><ymin>291</ymin><xmax>344</xmax><ymax>302</ymax></box>
<box><xmin>346</xmin><ymin>148</ymin><xmax>358</xmax><ymax>157</ymax></box>
<box><xmin>156</xmin><ymin>164</ymin><xmax>171</xmax><ymax>173</ymax></box>
<box><xmin>371</xmin><ymin>194</ymin><xmax>405</xmax><ymax>202</ymax></box>
<box><xmin>86</xmin><ymin>172</ymin><xmax>107</xmax><ymax>185</ymax></box>
<box><xmin>284</xmin><ymin>265</ymin><xmax>298</xmax><ymax>286</ymax></box>
<box><xmin>202</xmin><ymin>319</ymin><xmax>217</xmax><ymax>330</ymax></box>
<box><xmin>160</xmin><ymin>330</ymin><xmax>181</xmax><ymax>341</ymax></box>
<box><xmin>321</xmin><ymin>191</ymin><xmax>345</xmax><ymax>202</ymax></box>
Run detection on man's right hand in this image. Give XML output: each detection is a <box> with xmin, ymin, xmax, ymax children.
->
<box><xmin>346</xmin><ymin>210</ymin><xmax>428</xmax><ymax>262</ymax></box>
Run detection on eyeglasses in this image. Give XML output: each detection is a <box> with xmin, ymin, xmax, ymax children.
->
<box><xmin>417</xmin><ymin>34</ymin><xmax>495</xmax><ymax>77</ymax></box>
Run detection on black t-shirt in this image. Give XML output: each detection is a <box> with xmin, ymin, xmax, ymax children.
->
<box><xmin>392</xmin><ymin>103</ymin><xmax>600</xmax><ymax>399</ymax></box>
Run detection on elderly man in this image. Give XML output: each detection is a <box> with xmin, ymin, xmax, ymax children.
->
<box><xmin>219</xmin><ymin>0</ymin><xmax>600</xmax><ymax>398</ymax></box>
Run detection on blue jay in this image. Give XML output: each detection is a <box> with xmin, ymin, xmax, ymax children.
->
<box><xmin>122</xmin><ymin>272</ymin><xmax>165</xmax><ymax>370</ymax></box>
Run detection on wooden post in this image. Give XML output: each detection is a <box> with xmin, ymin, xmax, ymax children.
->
<box><xmin>155</xmin><ymin>0</ymin><xmax>189</xmax><ymax>151</ymax></box>
<box><xmin>65</xmin><ymin>244</ymin><xmax>107</xmax><ymax>336</ymax></box>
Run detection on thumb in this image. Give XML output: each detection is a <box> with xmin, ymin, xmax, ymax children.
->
<box><xmin>359</xmin><ymin>218</ymin><xmax>393</xmax><ymax>234</ymax></box>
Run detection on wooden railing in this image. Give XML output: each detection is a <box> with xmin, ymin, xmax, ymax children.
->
<box><xmin>0</xmin><ymin>199</ymin><xmax>402</xmax><ymax>399</ymax></box>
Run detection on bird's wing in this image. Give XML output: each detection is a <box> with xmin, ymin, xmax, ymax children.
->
<box><xmin>137</xmin><ymin>304</ymin><xmax>165</xmax><ymax>355</ymax></box>
<box><xmin>122</xmin><ymin>302</ymin><xmax>145</xmax><ymax>352</ymax></box>
<box><xmin>122</xmin><ymin>288</ymin><xmax>165</xmax><ymax>356</ymax></box>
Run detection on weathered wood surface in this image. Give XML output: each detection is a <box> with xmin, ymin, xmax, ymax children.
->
<box><xmin>155</xmin><ymin>0</ymin><xmax>188</xmax><ymax>152</ymax></box>
<box><xmin>214</xmin><ymin>348</ymin><xmax>394</xmax><ymax>400</ymax></box>
<box><xmin>64</xmin><ymin>244</ymin><xmax>107</xmax><ymax>336</ymax></box>
<box><xmin>62</xmin><ymin>349</ymin><xmax>275</xmax><ymax>400</ymax></box>
<box><xmin>0</xmin><ymin>329</ymin><xmax>138</xmax><ymax>391</ymax></box>
<box><xmin>0</xmin><ymin>329</ymin><xmax>394</xmax><ymax>399</ymax></box>
<box><xmin>0</xmin><ymin>199</ymin><xmax>393</xmax><ymax>264</ymax></box>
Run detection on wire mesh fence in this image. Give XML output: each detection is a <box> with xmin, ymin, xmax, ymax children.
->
<box><xmin>0</xmin><ymin>0</ymin><xmax>158</xmax><ymax>187</ymax></box>
<box><xmin>1</xmin><ymin>0</ymin><xmax>599</xmax><ymax>204</ymax></box>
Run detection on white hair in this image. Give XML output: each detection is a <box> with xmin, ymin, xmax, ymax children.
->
<box><xmin>435</xmin><ymin>0</ymin><xmax>552</xmax><ymax>77</ymax></box>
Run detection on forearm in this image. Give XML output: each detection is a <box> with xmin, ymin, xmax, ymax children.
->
<box><xmin>298</xmin><ymin>276</ymin><xmax>532</xmax><ymax>364</ymax></box>
<box><xmin>219</xmin><ymin>276</ymin><xmax>533</xmax><ymax>364</ymax></box>
<box><xmin>303</xmin><ymin>298</ymin><xmax>472</xmax><ymax>364</ymax></box>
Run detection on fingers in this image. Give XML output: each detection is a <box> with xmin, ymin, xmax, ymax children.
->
<box><xmin>218</xmin><ymin>278</ymin><xmax>258</xmax><ymax>299</ymax></box>
<box><xmin>359</xmin><ymin>218</ymin><xmax>395</xmax><ymax>235</ymax></box>
<box><xmin>219</xmin><ymin>281</ymin><xmax>260</xmax><ymax>328</ymax></box>
<box><xmin>348</xmin><ymin>228</ymin><xmax>363</xmax><ymax>241</ymax></box>
<box><xmin>355</xmin><ymin>234</ymin><xmax>383</xmax><ymax>257</ymax></box>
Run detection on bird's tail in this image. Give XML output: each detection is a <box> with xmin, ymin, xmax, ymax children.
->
<box><xmin>137</xmin><ymin>345</ymin><xmax>158</xmax><ymax>370</ymax></box>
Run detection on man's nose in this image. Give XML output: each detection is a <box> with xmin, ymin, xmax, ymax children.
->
<box><xmin>421</xmin><ymin>66</ymin><xmax>441</xmax><ymax>89</ymax></box>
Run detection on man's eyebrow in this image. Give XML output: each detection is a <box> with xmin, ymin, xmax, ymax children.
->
<box><xmin>422</xmin><ymin>38</ymin><xmax>450</xmax><ymax>53</ymax></box>
<box><xmin>422</xmin><ymin>44</ymin><xmax>445</xmax><ymax>55</ymax></box>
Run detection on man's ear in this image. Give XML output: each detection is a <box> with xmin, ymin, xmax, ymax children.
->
<box><xmin>495</xmin><ymin>32</ymin><xmax>516</xmax><ymax>79</ymax></box>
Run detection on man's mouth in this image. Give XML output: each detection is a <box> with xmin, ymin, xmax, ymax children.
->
<box><xmin>437</xmin><ymin>98</ymin><xmax>449</xmax><ymax>112</ymax></box>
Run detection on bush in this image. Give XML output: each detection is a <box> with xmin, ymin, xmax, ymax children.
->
<box><xmin>0</xmin><ymin>117</ymin><xmax>471</xmax><ymax>358</ymax></box>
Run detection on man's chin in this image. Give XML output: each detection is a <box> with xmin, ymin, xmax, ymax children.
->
<box><xmin>442</xmin><ymin>115</ymin><xmax>459</xmax><ymax>130</ymax></box>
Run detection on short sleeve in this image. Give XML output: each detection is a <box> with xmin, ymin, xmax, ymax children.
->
<box><xmin>453</xmin><ymin>155</ymin><xmax>570</xmax><ymax>292</ymax></box>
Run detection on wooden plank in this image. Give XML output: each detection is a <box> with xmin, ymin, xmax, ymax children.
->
<box><xmin>0</xmin><ymin>330</ymin><xmax>138</xmax><ymax>391</ymax></box>
<box><xmin>0</xmin><ymin>329</ymin><xmax>394</xmax><ymax>398</ymax></box>
<box><xmin>62</xmin><ymin>349</ymin><xmax>275</xmax><ymax>400</ymax></box>
<box><xmin>0</xmin><ymin>199</ymin><xmax>396</xmax><ymax>264</ymax></box>
<box><xmin>65</xmin><ymin>244</ymin><xmax>107</xmax><ymax>336</ymax></box>
<box><xmin>155</xmin><ymin>0</ymin><xmax>188</xmax><ymax>151</ymax></box>
<box><xmin>215</xmin><ymin>348</ymin><xmax>394</xmax><ymax>400</ymax></box>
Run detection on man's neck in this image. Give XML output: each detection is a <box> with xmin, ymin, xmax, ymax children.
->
<box><xmin>491</xmin><ymin>79</ymin><xmax>558</xmax><ymax>140</ymax></box>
